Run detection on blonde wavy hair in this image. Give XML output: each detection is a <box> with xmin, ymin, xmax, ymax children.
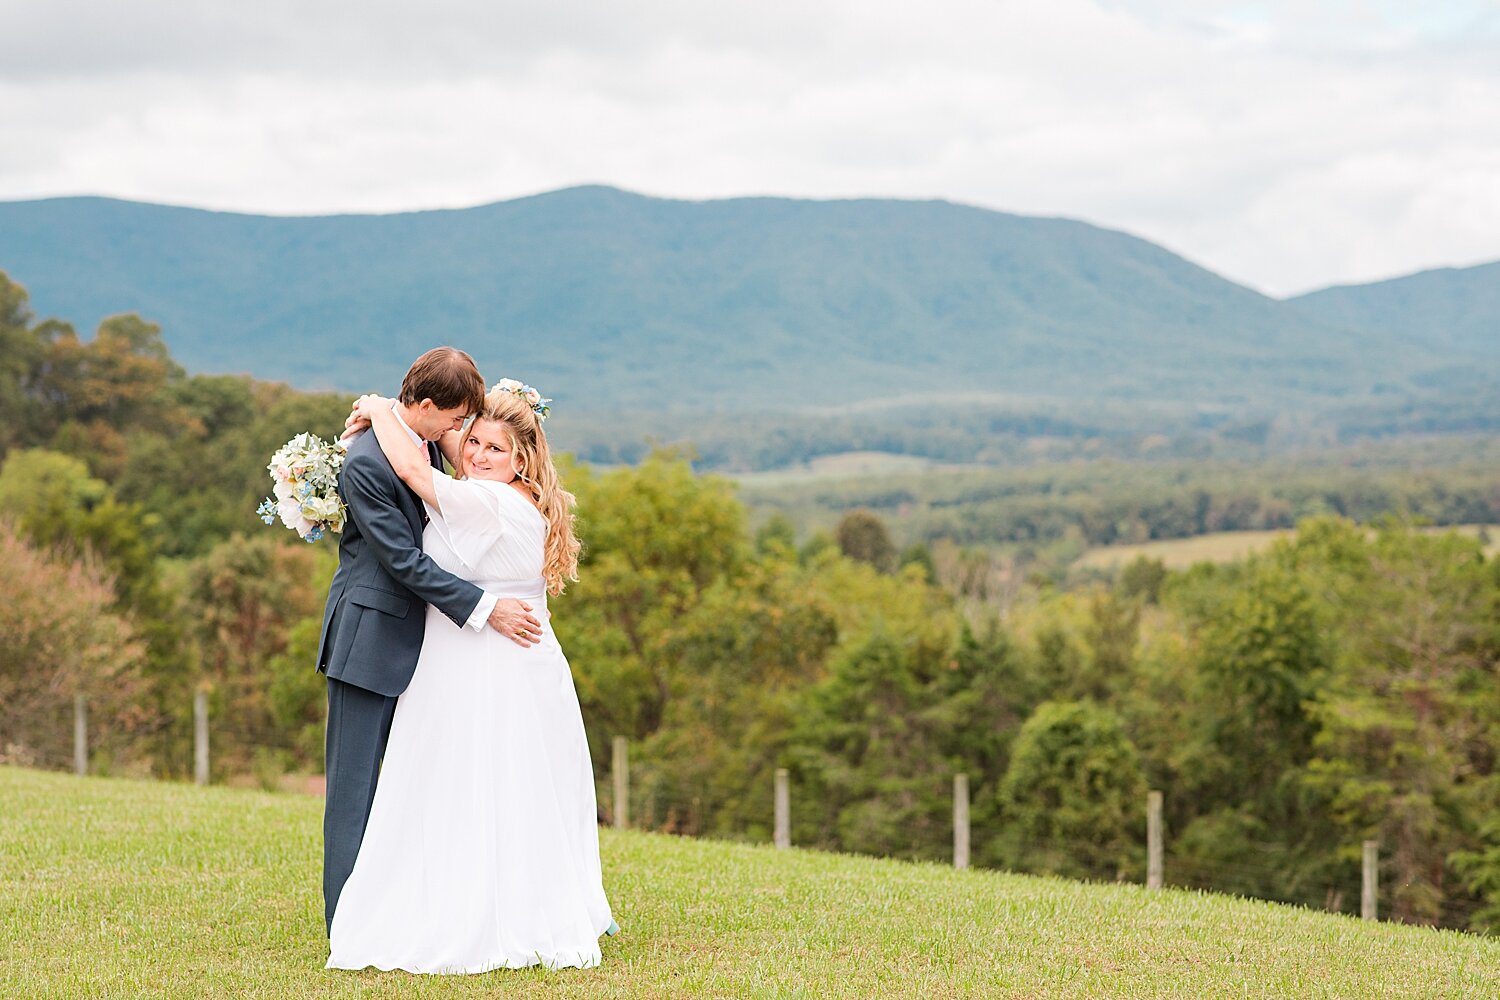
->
<box><xmin>465</xmin><ymin>386</ymin><xmax>580</xmax><ymax>596</ymax></box>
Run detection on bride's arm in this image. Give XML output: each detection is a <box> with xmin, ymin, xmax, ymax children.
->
<box><xmin>437</xmin><ymin>427</ymin><xmax>464</xmax><ymax>472</ymax></box>
<box><xmin>350</xmin><ymin>396</ymin><xmax>441</xmax><ymax>509</ymax></box>
<box><xmin>351</xmin><ymin>396</ymin><xmax>462</xmax><ymax>474</ymax></box>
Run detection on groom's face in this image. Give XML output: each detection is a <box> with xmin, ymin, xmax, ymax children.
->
<box><xmin>411</xmin><ymin>400</ymin><xmax>472</xmax><ymax>442</ymax></box>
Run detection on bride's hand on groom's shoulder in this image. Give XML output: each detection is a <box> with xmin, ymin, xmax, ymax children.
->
<box><xmin>341</xmin><ymin>393</ymin><xmax>389</xmax><ymax>439</ymax></box>
<box><xmin>351</xmin><ymin>393</ymin><xmax>390</xmax><ymax>419</ymax></box>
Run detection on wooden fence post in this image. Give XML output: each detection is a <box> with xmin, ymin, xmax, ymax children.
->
<box><xmin>953</xmin><ymin>773</ymin><xmax>970</xmax><ymax>870</ymax></box>
<box><xmin>1362</xmin><ymin>840</ymin><xmax>1378</xmax><ymax>920</ymax></box>
<box><xmin>774</xmin><ymin>768</ymin><xmax>790</xmax><ymax>849</ymax></box>
<box><xmin>612</xmin><ymin>736</ymin><xmax>629</xmax><ymax>829</ymax></box>
<box><xmin>1147</xmin><ymin>790</ymin><xmax>1164</xmax><ymax>890</ymax></box>
<box><xmin>73</xmin><ymin>694</ymin><xmax>87</xmax><ymax>777</ymax></box>
<box><xmin>194</xmin><ymin>690</ymin><xmax>210</xmax><ymax>786</ymax></box>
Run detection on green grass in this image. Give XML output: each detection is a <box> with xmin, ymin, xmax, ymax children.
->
<box><xmin>2</xmin><ymin>767</ymin><xmax>1497</xmax><ymax>998</ymax></box>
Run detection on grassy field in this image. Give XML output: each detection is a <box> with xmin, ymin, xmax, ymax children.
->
<box><xmin>731</xmin><ymin>452</ymin><xmax>947</xmax><ymax>486</ymax></box>
<box><xmin>2</xmin><ymin>767</ymin><xmax>1497</xmax><ymax>999</ymax></box>
<box><xmin>1074</xmin><ymin>530</ymin><xmax>1298</xmax><ymax>570</ymax></box>
<box><xmin>1075</xmin><ymin>524</ymin><xmax>1500</xmax><ymax>571</ymax></box>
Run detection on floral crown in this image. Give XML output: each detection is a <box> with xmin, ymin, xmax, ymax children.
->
<box><xmin>492</xmin><ymin>378</ymin><xmax>551</xmax><ymax>422</ymax></box>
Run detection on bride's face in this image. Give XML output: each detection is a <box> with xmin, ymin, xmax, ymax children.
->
<box><xmin>462</xmin><ymin>418</ymin><xmax>518</xmax><ymax>482</ymax></box>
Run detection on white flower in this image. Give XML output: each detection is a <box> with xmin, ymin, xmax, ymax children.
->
<box><xmin>302</xmin><ymin>495</ymin><xmax>342</xmax><ymax>522</ymax></box>
<box><xmin>494</xmin><ymin>378</ymin><xmax>524</xmax><ymax>393</ymax></box>
<box><xmin>277</xmin><ymin>496</ymin><xmax>316</xmax><ymax>536</ymax></box>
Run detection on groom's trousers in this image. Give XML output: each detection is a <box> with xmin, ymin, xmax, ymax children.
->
<box><xmin>322</xmin><ymin>677</ymin><xmax>398</xmax><ymax>934</ymax></box>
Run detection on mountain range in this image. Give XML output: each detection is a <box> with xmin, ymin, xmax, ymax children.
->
<box><xmin>1288</xmin><ymin>261</ymin><xmax>1500</xmax><ymax>360</ymax></box>
<box><xmin>0</xmin><ymin>186</ymin><xmax>1494</xmax><ymax>415</ymax></box>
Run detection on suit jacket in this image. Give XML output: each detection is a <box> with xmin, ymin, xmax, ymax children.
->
<box><xmin>315</xmin><ymin>430</ymin><xmax>484</xmax><ymax>697</ymax></box>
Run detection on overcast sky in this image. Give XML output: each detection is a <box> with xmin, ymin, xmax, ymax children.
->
<box><xmin>2</xmin><ymin>0</ymin><xmax>1497</xmax><ymax>296</ymax></box>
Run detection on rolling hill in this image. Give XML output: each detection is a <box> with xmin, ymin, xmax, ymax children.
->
<box><xmin>1291</xmin><ymin>260</ymin><xmax>1500</xmax><ymax>359</ymax></box>
<box><xmin>1</xmin><ymin>186</ymin><xmax>1480</xmax><ymax>415</ymax></box>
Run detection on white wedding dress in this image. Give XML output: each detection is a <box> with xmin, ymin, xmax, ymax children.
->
<box><xmin>327</xmin><ymin>473</ymin><xmax>614</xmax><ymax>974</ymax></box>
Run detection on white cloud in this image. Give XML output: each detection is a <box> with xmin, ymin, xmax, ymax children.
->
<box><xmin>0</xmin><ymin>0</ymin><xmax>1497</xmax><ymax>295</ymax></box>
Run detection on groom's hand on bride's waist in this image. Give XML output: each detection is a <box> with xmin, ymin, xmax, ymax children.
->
<box><xmin>488</xmin><ymin>598</ymin><xmax>543</xmax><ymax>647</ymax></box>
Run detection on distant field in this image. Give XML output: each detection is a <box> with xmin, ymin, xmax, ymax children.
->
<box><xmin>731</xmin><ymin>451</ymin><xmax>945</xmax><ymax>485</ymax></box>
<box><xmin>733</xmin><ymin>442</ymin><xmax>1500</xmax><ymax>555</ymax></box>
<box><xmin>1076</xmin><ymin>524</ymin><xmax>1500</xmax><ymax>571</ymax></box>
<box><xmin>4</xmin><ymin>767</ymin><xmax>1499</xmax><ymax>998</ymax></box>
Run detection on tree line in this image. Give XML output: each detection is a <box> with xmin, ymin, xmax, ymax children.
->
<box><xmin>2</xmin><ymin>271</ymin><xmax>1499</xmax><ymax>933</ymax></box>
<box><xmin>742</xmin><ymin>446</ymin><xmax>1500</xmax><ymax>559</ymax></box>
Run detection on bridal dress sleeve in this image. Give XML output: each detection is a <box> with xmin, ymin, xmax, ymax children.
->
<box><xmin>425</xmin><ymin>475</ymin><xmax>507</xmax><ymax>570</ymax></box>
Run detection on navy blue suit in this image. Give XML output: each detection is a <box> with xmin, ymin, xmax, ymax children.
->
<box><xmin>316</xmin><ymin>429</ymin><xmax>484</xmax><ymax>932</ymax></box>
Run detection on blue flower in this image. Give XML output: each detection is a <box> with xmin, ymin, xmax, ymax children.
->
<box><xmin>256</xmin><ymin>498</ymin><xmax>277</xmax><ymax>525</ymax></box>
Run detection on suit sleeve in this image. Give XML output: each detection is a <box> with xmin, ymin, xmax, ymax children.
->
<box><xmin>341</xmin><ymin>452</ymin><xmax>484</xmax><ymax>628</ymax></box>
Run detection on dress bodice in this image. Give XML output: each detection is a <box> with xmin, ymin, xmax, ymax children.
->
<box><xmin>422</xmin><ymin>475</ymin><xmax>547</xmax><ymax>597</ymax></box>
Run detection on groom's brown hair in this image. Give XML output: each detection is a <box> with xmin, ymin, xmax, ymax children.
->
<box><xmin>400</xmin><ymin>347</ymin><xmax>486</xmax><ymax>415</ymax></box>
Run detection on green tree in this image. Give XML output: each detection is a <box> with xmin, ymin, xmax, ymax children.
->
<box><xmin>1116</xmin><ymin>555</ymin><xmax>1167</xmax><ymax>604</ymax></box>
<box><xmin>178</xmin><ymin>533</ymin><xmax>335</xmax><ymax>773</ymax></box>
<box><xmin>0</xmin><ymin>272</ymin><xmax>51</xmax><ymax>456</ymax></box>
<box><xmin>641</xmin><ymin>556</ymin><xmax>839</xmax><ymax>837</ymax></box>
<box><xmin>1452</xmin><ymin>805</ymin><xmax>1500</xmax><ymax>934</ymax></box>
<box><xmin>835</xmin><ymin>509</ymin><xmax>896</xmax><ymax>573</ymax></box>
<box><xmin>560</xmin><ymin>450</ymin><xmax>747</xmax><ymax>753</ymax></box>
<box><xmin>0</xmin><ymin>449</ymin><xmax>161</xmax><ymax>609</ymax></box>
<box><xmin>753</xmin><ymin>511</ymin><xmax>797</xmax><ymax>557</ymax></box>
<box><xmin>0</xmin><ymin>447</ymin><xmax>194</xmax><ymax>770</ymax></box>
<box><xmin>898</xmin><ymin>542</ymin><xmax>936</xmax><ymax>582</ymax></box>
<box><xmin>994</xmin><ymin>700</ymin><xmax>1146</xmax><ymax>880</ymax></box>
<box><xmin>1194</xmin><ymin>560</ymin><xmax>1329</xmax><ymax>805</ymax></box>
<box><xmin>790</xmin><ymin>631</ymin><xmax>955</xmax><ymax>860</ymax></box>
<box><xmin>1081</xmin><ymin>589</ymin><xmax>1140</xmax><ymax>701</ymax></box>
<box><xmin>928</xmin><ymin>618</ymin><xmax>1037</xmax><ymax>852</ymax></box>
<box><xmin>1299</xmin><ymin>521</ymin><xmax>1500</xmax><ymax>925</ymax></box>
<box><xmin>264</xmin><ymin>616</ymin><xmax>332</xmax><ymax>769</ymax></box>
<box><xmin>41</xmin><ymin>314</ymin><xmax>187</xmax><ymax>481</ymax></box>
<box><xmin>0</xmin><ymin>523</ymin><xmax>147</xmax><ymax>771</ymax></box>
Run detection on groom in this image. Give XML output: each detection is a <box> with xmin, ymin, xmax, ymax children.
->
<box><xmin>315</xmin><ymin>346</ymin><xmax>543</xmax><ymax>934</ymax></box>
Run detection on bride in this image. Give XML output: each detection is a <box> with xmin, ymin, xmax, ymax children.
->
<box><xmin>326</xmin><ymin>380</ymin><xmax>616</xmax><ymax>974</ymax></box>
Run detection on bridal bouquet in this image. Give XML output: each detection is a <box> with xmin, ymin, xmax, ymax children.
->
<box><xmin>256</xmin><ymin>432</ymin><xmax>348</xmax><ymax>542</ymax></box>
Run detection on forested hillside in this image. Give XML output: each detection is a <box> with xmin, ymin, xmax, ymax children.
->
<box><xmin>1</xmin><ymin>186</ymin><xmax>1485</xmax><ymax>414</ymax></box>
<box><xmin>1291</xmin><ymin>260</ymin><xmax>1500</xmax><ymax>357</ymax></box>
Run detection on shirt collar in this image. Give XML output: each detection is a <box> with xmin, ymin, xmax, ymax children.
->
<box><xmin>390</xmin><ymin>402</ymin><xmax>425</xmax><ymax>448</ymax></box>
